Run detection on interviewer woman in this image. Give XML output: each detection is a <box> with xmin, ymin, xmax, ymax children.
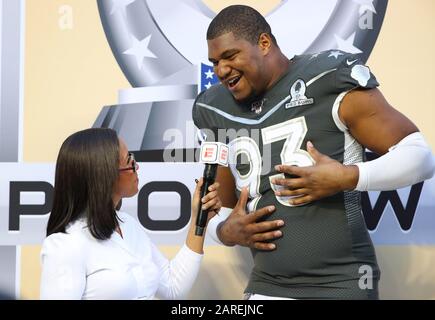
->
<box><xmin>40</xmin><ymin>128</ymin><xmax>221</xmax><ymax>300</ymax></box>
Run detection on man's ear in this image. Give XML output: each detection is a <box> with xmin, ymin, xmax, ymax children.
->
<box><xmin>258</xmin><ymin>33</ymin><xmax>272</xmax><ymax>55</ymax></box>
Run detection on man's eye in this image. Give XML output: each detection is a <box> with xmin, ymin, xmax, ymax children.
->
<box><xmin>227</xmin><ymin>53</ymin><xmax>237</xmax><ymax>60</ymax></box>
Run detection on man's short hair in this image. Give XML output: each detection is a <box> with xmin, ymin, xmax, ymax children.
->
<box><xmin>207</xmin><ymin>5</ymin><xmax>277</xmax><ymax>46</ymax></box>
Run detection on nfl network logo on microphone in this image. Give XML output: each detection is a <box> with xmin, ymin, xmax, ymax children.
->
<box><xmin>200</xmin><ymin>142</ymin><xmax>229</xmax><ymax>167</ymax></box>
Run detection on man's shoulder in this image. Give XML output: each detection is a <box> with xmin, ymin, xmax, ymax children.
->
<box><xmin>195</xmin><ymin>83</ymin><xmax>235</xmax><ymax>107</ymax></box>
<box><xmin>298</xmin><ymin>50</ymin><xmax>360</xmax><ymax>74</ymax></box>
<box><xmin>193</xmin><ymin>83</ymin><xmax>242</xmax><ymax>126</ymax></box>
<box><xmin>289</xmin><ymin>50</ymin><xmax>376</xmax><ymax>93</ymax></box>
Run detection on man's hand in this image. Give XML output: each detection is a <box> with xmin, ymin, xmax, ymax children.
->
<box><xmin>218</xmin><ymin>188</ymin><xmax>283</xmax><ymax>250</ymax></box>
<box><xmin>271</xmin><ymin>141</ymin><xmax>359</xmax><ymax>206</ymax></box>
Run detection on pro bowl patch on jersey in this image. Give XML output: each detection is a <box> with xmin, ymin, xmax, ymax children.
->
<box><xmin>286</xmin><ymin>79</ymin><xmax>314</xmax><ymax>109</ymax></box>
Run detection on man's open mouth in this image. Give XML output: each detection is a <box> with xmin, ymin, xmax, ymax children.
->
<box><xmin>227</xmin><ymin>75</ymin><xmax>241</xmax><ymax>88</ymax></box>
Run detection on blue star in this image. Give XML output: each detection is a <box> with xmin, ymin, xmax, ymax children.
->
<box><xmin>205</xmin><ymin>69</ymin><xmax>214</xmax><ymax>79</ymax></box>
<box><xmin>200</xmin><ymin>63</ymin><xmax>219</xmax><ymax>92</ymax></box>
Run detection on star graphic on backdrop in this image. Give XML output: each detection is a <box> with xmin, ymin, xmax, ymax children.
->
<box><xmin>110</xmin><ymin>0</ymin><xmax>136</xmax><ymax>17</ymax></box>
<box><xmin>352</xmin><ymin>0</ymin><xmax>377</xmax><ymax>14</ymax></box>
<box><xmin>334</xmin><ymin>33</ymin><xmax>363</xmax><ymax>54</ymax></box>
<box><xmin>204</xmin><ymin>69</ymin><xmax>214</xmax><ymax>79</ymax></box>
<box><xmin>123</xmin><ymin>35</ymin><xmax>157</xmax><ymax>70</ymax></box>
<box><xmin>309</xmin><ymin>53</ymin><xmax>320</xmax><ymax>60</ymax></box>
<box><xmin>204</xmin><ymin>82</ymin><xmax>212</xmax><ymax>89</ymax></box>
<box><xmin>328</xmin><ymin>50</ymin><xmax>344</xmax><ymax>59</ymax></box>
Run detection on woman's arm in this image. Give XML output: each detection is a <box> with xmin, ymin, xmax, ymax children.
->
<box><xmin>154</xmin><ymin>178</ymin><xmax>221</xmax><ymax>299</ymax></box>
<box><xmin>185</xmin><ymin>178</ymin><xmax>221</xmax><ymax>254</ymax></box>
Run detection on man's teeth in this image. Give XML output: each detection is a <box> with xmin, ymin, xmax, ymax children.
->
<box><xmin>228</xmin><ymin>77</ymin><xmax>240</xmax><ymax>86</ymax></box>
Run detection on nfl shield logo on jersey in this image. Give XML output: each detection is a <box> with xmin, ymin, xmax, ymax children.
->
<box><xmin>286</xmin><ymin>79</ymin><xmax>314</xmax><ymax>109</ymax></box>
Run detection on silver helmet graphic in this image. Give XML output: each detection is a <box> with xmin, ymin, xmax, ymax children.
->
<box><xmin>94</xmin><ymin>0</ymin><xmax>387</xmax><ymax>159</ymax></box>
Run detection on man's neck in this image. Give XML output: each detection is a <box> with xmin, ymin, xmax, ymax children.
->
<box><xmin>239</xmin><ymin>52</ymin><xmax>292</xmax><ymax>105</ymax></box>
<box><xmin>266</xmin><ymin>53</ymin><xmax>292</xmax><ymax>91</ymax></box>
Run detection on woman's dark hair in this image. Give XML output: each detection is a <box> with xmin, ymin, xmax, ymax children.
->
<box><xmin>47</xmin><ymin>128</ymin><xmax>120</xmax><ymax>240</ymax></box>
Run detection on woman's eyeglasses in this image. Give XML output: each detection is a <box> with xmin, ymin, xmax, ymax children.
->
<box><xmin>118</xmin><ymin>152</ymin><xmax>137</xmax><ymax>173</ymax></box>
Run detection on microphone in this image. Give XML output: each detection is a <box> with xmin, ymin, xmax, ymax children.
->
<box><xmin>195</xmin><ymin>141</ymin><xmax>229</xmax><ymax>236</ymax></box>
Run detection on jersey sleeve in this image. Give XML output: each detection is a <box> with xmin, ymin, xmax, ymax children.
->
<box><xmin>335</xmin><ymin>53</ymin><xmax>379</xmax><ymax>92</ymax></box>
<box><xmin>192</xmin><ymin>90</ymin><xmax>221</xmax><ymax>144</ymax></box>
<box><xmin>192</xmin><ymin>90</ymin><xmax>209</xmax><ymax>130</ymax></box>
